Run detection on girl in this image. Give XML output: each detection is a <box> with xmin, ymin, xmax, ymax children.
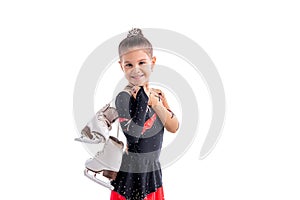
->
<box><xmin>110</xmin><ymin>28</ymin><xmax>179</xmax><ymax>200</ymax></box>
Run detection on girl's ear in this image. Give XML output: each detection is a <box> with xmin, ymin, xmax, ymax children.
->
<box><xmin>151</xmin><ymin>56</ymin><xmax>156</xmax><ymax>71</ymax></box>
<box><xmin>119</xmin><ymin>60</ymin><xmax>124</xmax><ymax>71</ymax></box>
<box><xmin>151</xmin><ymin>56</ymin><xmax>156</xmax><ymax>65</ymax></box>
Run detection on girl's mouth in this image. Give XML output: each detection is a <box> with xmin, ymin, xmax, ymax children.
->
<box><xmin>131</xmin><ymin>74</ymin><xmax>144</xmax><ymax>80</ymax></box>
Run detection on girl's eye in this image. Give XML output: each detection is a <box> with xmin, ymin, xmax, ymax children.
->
<box><xmin>139</xmin><ymin>62</ymin><xmax>146</xmax><ymax>65</ymax></box>
<box><xmin>125</xmin><ymin>64</ymin><xmax>133</xmax><ymax>68</ymax></box>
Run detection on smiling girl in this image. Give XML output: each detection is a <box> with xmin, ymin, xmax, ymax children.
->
<box><xmin>110</xmin><ymin>28</ymin><xmax>179</xmax><ymax>200</ymax></box>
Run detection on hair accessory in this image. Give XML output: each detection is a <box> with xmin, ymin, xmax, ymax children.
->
<box><xmin>127</xmin><ymin>28</ymin><xmax>143</xmax><ymax>38</ymax></box>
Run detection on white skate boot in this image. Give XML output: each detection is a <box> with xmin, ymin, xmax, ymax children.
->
<box><xmin>84</xmin><ymin>136</ymin><xmax>124</xmax><ymax>190</ymax></box>
<box><xmin>75</xmin><ymin>104</ymin><xmax>118</xmax><ymax>144</ymax></box>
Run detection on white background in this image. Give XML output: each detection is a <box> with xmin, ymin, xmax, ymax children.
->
<box><xmin>1</xmin><ymin>0</ymin><xmax>299</xmax><ymax>199</ymax></box>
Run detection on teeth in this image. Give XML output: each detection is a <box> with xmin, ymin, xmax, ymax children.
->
<box><xmin>132</xmin><ymin>75</ymin><xmax>144</xmax><ymax>79</ymax></box>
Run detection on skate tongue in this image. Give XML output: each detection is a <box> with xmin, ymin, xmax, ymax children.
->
<box><xmin>109</xmin><ymin>136</ymin><xmax>124</xmax><ymax>148</ymax></box>
<box><xmin>102</xmin><ymin>107</ymin><xmax>118</xmax><ymax>124</ymax></box>
<box><xmin>81</xmin><ymin>126</ymin><xmax>93</xmax><ymax>139</ymax></box>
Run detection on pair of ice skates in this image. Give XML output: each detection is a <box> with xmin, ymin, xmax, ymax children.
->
<box><xmin>75</xmin><ymin>104</ymin><xmax>124</xmax><ymax>190</ymax></box>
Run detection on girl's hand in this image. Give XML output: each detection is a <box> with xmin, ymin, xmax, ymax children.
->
<box><xmin>130</xmin><ymin>85</ymin><xmax>140</xmax><ymax>99</ymax></box>
<box><xmin>149</xmin><ymin>88</ymin><xmax>179</xmax><ymax>133</ymax></box>
<box><xmin>130</xmin><ymin>84</ymin><xmax>169</xmax><ymax>109</ymax></box>
<box><xmin>148</xmin><ymin>88</ymin><xmax>169</xmax><ymax>108</ymax></box>
<box><xmin>130</xmin><ymin>83</ymin><xmax>151</xmax><ymax>99</ymax></box>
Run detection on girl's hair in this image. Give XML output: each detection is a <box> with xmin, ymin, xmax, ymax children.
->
<box><xmin>118</xmin><ymin>28</ymin><xmax>153</xmax><ymax>58</ymax></box>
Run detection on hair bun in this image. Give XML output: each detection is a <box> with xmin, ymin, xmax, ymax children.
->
<box><xmin>127</xmin><ymin>28</ymin><xmax>144</xmax><ymax>38</ymax></box>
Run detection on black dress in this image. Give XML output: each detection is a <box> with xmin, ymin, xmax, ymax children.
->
<box><xmin>111</xmin><ymin>86</ymin><xmax>164</xmax><ymax>200</ymax></box>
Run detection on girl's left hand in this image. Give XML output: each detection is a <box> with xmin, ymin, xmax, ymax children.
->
<box><xmin>148</xmin><ymin>88</ymin><xmax>169</xmax><ymax>108</ymax></box>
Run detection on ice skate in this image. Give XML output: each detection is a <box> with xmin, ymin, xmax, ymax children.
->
<box><xmin>75</xmin><ymin>104</ymin><xmax>118</xmax><ymax>144</ymax></box>
<box><xmin>84</xmin><ymin>136</ymin><xmax>124</xmax><ymax>190</ymax></box>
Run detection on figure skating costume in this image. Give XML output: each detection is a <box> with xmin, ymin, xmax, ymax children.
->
<box><xmin>110</xmin><ymin>86</ymin><xmax>165</xmax><ymax>200</ymax></box>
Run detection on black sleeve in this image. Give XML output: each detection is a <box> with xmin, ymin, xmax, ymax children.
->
<box><xmin>115</xmin><ymin>87</ymin><xmax>149</xmax><ymax>143</ymax></box>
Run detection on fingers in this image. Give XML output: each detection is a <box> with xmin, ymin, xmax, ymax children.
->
<box><xmin>129</xmin><ymin>85</ymin><xmax>166</xmax><ymax>107</ymax></box>
<box><xmin>148</xmin><ymin>89</ymin><xmax>163</xmax><ymax>106</ymax></box>
<box><xmin>148</xmin><ymin>89</ymin><xmax>170</xmax><ymax>109</ymax></box>
<box><xmin>131</xmin><ymin>86</ymin><xmax>139</xmax><ymax>94</ymax></box>
<box><xmin>130</xmin><ymin>86</ymin><xmax>140</xmax><ymax>98</ymax></box>
<box><xmin>130</xmin><ymin>85</ymin><xmax>150</xmax><ymax>99</ymax></box>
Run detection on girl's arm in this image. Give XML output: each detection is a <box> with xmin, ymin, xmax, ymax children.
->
<box><xmin>115</xmin><ymin>87</ymin><xmax>149</xmax><ymax>143</ymax></box>
<box><xmin>149</xmin><ymin>89</ymin><xmax>179</xmax><ymax>133</ymax></box>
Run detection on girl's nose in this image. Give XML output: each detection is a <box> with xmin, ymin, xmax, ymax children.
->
<box><xmin>132</xmin><ymin>64</ymin><xmax>141</xmax><ymax>71</ymax></box>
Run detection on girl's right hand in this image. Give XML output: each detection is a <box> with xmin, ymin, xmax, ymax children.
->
<box><xmin>130</xmin><ymin>85</ymin><xmax>140</xmax><ymax>99</ymax></box>
<box><xmin>130</xmin><ymin>83</ymin><xmax>151</xmax><ymax>99</ymax></box>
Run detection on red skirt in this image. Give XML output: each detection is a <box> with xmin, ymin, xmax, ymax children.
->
<box><xmin>110</xmin><ymin>186</ymin><xmax>164</xmax><ymax>200</ymax></box>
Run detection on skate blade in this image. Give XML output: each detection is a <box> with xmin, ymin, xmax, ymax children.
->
<box><xmin>84</xmin><ymin>169</ymin><xmax>114</xmax><ymax>190</ymax></box>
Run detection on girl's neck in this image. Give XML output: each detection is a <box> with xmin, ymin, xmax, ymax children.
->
<box><xmin>127</xmin><ymin>82</ymin><xmax>149</xmax><ymax>87</ymax></box>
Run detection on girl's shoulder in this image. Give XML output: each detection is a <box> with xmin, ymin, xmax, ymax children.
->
<box><xmin>123</xmin><ymin>85</ymin><xmax>132</xmax><ymax>94</ymax></box>
<box><xmin>115</xmin><ymin>86</ymin><xmax>131</xmax><ymax>101</ymax></box>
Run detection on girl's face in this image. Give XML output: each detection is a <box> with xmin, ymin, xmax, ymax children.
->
<box><xmin>119</xmin><ymin>49</ymin><xmax>156</xmax><ymax>86</ymax></box>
